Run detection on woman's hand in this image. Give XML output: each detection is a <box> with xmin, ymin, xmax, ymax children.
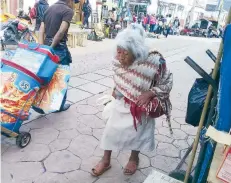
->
<box><xmin>136</xmin><ymin>91</ymin><xmax>155</xmax><ymax>107</ymax></box>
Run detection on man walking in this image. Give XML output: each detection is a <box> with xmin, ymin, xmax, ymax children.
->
<box><xmin>38</xmin><ymin>0</ymin><xmax>74</xmax><ymax>112</ymax></box>
<box><xmin>34</xmin><ymin>0</ymin><xmax>49</xmax><ymax>32</ymax></box>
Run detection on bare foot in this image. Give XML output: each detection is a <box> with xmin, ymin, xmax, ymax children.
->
<box><xmin>91</xmin><ymin>160</ymin><xmax>111</xmax><ymax>177</ymax></box>
<box><xmin>123</xmin><ymin>157</ymin><xmax>139</xmax><ymax>175</ymax></box>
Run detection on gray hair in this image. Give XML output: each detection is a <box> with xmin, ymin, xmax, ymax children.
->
<box><xmin>114</xmin><ymin>24</ymin><xmax>149</xmax><ymax>62</ymax></box>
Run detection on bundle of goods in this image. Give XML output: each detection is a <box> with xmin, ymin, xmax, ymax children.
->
<box><xmin>0</xmin><ymin>41</ymin><xmax>59</xmax><ymax>148</ymax></box>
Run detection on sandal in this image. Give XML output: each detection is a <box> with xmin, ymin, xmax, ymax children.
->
<box><xmin>123</xmin><ymin>158</ymin><xmax>139</xmax><ymax>175</ymax></box>
<box><xmin>91</xmin><ymin>161</ymin><xmax>111</xmax><ymax>177</ymax></box>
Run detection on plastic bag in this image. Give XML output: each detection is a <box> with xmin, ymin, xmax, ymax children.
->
<box><xmin>96</xmin><ymin>95</ymin><xmax>115</xmax><ymax>120</ymax></box>
<box><xmin>185</xmin><ymin>78</ymin><xmax>209</xmax><ymax>127</ymax></box>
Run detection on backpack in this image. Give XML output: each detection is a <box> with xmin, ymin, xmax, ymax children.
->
<box><xmin>30</xmin><ymin>5</ymin><xmax>37</xmax><ymax>19</ymax></box>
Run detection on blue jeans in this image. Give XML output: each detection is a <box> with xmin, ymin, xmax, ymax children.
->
<box><xmin>83</xmin><ymin>14</ymin><xmax>90</xmax><ymax>27</ymax></box>
<box><xmin>53</xmin><ymin>44</ymin><xmax>71</xmax><ymax>110</ymax></box>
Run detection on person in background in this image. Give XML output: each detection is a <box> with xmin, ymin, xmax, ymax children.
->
<box><xmin>172</xmin><ymin>16</ymin><xmax>180</xmax><ymax>34</ymax></box>
<box><xmin>142</xmin><ymin>14</ymin><xmax>148</xmax><ymax>31</ymax></box>
<box><xmin>35</xmin><ymin>0</ymin><xmax>49</xmax><ymax>32</ymax></box>
<box><xmin>38</xmin><ymin>0</ymin><xmax>74</xmax><ymax>112</ymax></box>
<box><xmin>82</xmin><ymin>0</ymin><xmax>92</xmax><ymax>28</ymax></box>
<box><xmin>137</xmin><ymin>12</ymin><xmax>142</xmax><ymax>24</ymax></box>
<box><xmin>156</xmin><ymin>16</ymin><xmax>164</xmax><ymax>34</ymax></box>
<box><xmin>149</xmin><ymin>14</ymin><xmax>156</xmax><ymax>33</ymax></box>
<box><xmin>132</xmin><ymin>13</ymin><xmax>137</xmax><ymax>23</ymax></box>
<box><xmin>164</xmin><ymin>14</ymin><xmax>172</xmax><ymax>37</ymax></box>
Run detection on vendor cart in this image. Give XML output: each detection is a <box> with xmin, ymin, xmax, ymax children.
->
<box><xmin>1</xmin><ymin>41</ymin><xmax>59</xmax><ymax>148</ymax></box>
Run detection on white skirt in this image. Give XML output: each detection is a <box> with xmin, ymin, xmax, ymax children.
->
<box><xmin>100</xmin><ymin>98</ymin><xmax>155</xmax><ymax>151</ymax></box>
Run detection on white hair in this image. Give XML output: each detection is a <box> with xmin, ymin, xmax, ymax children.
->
<box><xmin>114</xmin><ymin>24</ymin><xmax>149</xmax><ymax>62</ymax></box>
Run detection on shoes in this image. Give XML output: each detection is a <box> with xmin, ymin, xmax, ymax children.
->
<box><xmin>53</xmin><ymin>104</ymin><xmax>71</xmax><ymax>113</ymax></box>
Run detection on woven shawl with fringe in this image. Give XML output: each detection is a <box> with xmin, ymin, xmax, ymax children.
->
<box><xmin>113</xmin><ymin>51</ymin><xmax>173</xmax><ymax>133</ymax></box>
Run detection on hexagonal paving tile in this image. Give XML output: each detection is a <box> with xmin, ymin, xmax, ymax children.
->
<box><xmin>156</xmin><ymin>143</ymin><xmax>180</xmax><ymax>158</ymax></box>
<box><xmin>181</xmin><ymin>124</ymin><xmax>197</xmax><ymax>136</ymax></box>
<box><xmin>76</xmin><ymin>122</ymin><xmax>92</xmax><ymax>135</ymax></box>
<box><xmin>44</xmin><ymin>150</ymin><xmax>81</xmax><ymax>173</ymax></box>
<box><xmin>76</xmin><ymin>105</ymin><xmax>99</xmax><ymax>115</ymax></box>
<box><xmin>34</xmin><ymin>172</ymin><xmax>69</xmax><ymax>183</ymax></box>
<box><xmin>30</xmin><ymin>128</ymin><xmax>59</xmax><ymax>145</ymax></box>
<box><xmin>2</xmin><ymin>162</ymin><xmax>44</xmax><ymax>182</ymax></box>
<box><xmin>93</xmin><ymin>128</ymin><xmax>104</xmax><ymax>140</ymax></box>
<box><xmin>58</xmin><ymin>129</ymin><xmax>79</xmax><ymax>139</ymax></box>
<box><xmin>65</xmin><ymin>170</ymin><xmax>96</xmax><ymax>183</ymax></box>
<box><xmin>68</xmin><ymin>134</ymin><xmax>98</xmax><ymax>158</ymax></box>
<box><xmin>151</xmin><ymin>155</ymin><xmax>180</xmax><ymax>173</ymax></box>
<box><xmin>173</xmin><ymin>139</ymin><xmax>189</xmax><ymax>150</ymax></box>
<box><xmin>163</xmin><ymin>120</ymin><xmax>181</xmax><ymax>129</ymax></box>
<box><xmin>154</xmin><ymin>134</ymin><xmax>173</xmax><ymax>143</ymax></box>
<box><xmin>49</xmin><ymin>139</ymin><xmax>71</xmax><ymax>152</ymax></box>
<box><xmin>2</xmin><ymin>143</ymin><xmax>50</xmax><ymax>163</ymax></box>
<box><xmin>173</xmin><ymin>117</ymin><xmax>187</xmax><ymax>125</ymax></box>
<box><xmin>77</xmin><ymin>115</ymin><xmax>105</xmax><ymax>129</ymax></box>
<box><xmin>158</xmin><ymin>127</ymin><xmax>188</xmax><ymax>140</ymax></box>
<box><xmin>25</xmin><ymin>117</ymin><xmax>52</xmax><ymax>129</ymax></box>
<box><xmin>51</xmin><ymin>117</ymin><xmax>79</xmax><ymax>131</ymax></box>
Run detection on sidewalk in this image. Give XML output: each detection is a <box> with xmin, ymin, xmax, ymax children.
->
<box><xmin>1</xmin><ymin>36</ymin><xmax>220</xmax><ymax>183</ymax></box>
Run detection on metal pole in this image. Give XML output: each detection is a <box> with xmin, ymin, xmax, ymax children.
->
<box><xmin>184</xmin><ymin>7</ymin><xmax>231</xmax><ymax>183</ymax></box>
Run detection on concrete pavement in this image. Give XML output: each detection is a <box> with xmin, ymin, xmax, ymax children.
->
<box><xmin>1</xmin><ymin>36</ymin><xmax>220</xmax><ymax>183</ymax></box>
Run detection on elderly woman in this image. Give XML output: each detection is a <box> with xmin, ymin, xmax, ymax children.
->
<box><xmin>92</xmin><ymin>24</ymin><xmax>173</xmax><ymax>176</ymax></box>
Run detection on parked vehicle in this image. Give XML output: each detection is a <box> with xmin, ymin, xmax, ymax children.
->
<box><xmin>180</xmin><ymin>18</ymin><xmax>219</xmax><ymax>38</ymax></box>
<box><xmin>0</xmin><ymin>19</ymin><xmax>37</xmax><ymax>50</ymax></box>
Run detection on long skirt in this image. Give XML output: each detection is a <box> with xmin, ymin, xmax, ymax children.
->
<box><xmin>100</xmin><ymin>98</ymin><xmax>156</xmax><ymax>151</ymax></box>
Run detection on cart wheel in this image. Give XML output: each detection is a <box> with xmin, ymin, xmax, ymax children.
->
<box><xmin>169</xmin><ymin>170</ymin><xmax>193</xmax><ymax>183</ymax></box>
<box><xmin>16</xmin><ymin>132</ymin><xmax>31</xmax><ymax>148</ymax></box>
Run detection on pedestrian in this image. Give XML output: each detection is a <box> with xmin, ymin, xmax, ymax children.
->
<box><xmin>82</xmin><ymin>0</ymin><xmax>92</xmax><ymax>28</ymax></box>
<box><xmin>172</xmin><ymin>17</ymin><xmax>180</xmax><ymax>35</ymax></box>
<box><xmin>137</xmin><ymin>12</ymin><xmax>142</xmax><ymax>24</ymax></box>
<box><xmin>164</xmin><ymin>14</ymin><xmax>172</xmax><ymax>37</ymax></box>
<box><xmin>132</xmin><ymin>13</ymin><xmax>136</xmax><ymax>23</ymax></box>
<box><xmin>38</xmin><ymin>0</ymin><xmax>74</xmax><ymax>112</ymax></box>
<box><xmin>34</xmin><ymin>0</ymin><xmax>49</xmax><ymax>32</ymax></box>
<box><xmin>91</xmin><ymin>24</ymin><xmax>173</xmax><ymax>176</ymax></box>
<box><xmin>142</xmin><ymin>14</ymin><xmax>148</xmax><ymax>31</ymax></box>
<box><xmin>149</xmin><ymin>14</ymin><xmax>156</xmax><ymax>33</ymax></box>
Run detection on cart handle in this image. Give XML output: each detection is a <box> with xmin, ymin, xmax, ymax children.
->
<box><xmin>184</xmin><ymin>56</ymin><xmax>218</xmax><ymax>91</ymax></box>
<box><xmin>206</xmin><ymin>49</ymin><xmax>217</xmax><ymax>63</ymax></box>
